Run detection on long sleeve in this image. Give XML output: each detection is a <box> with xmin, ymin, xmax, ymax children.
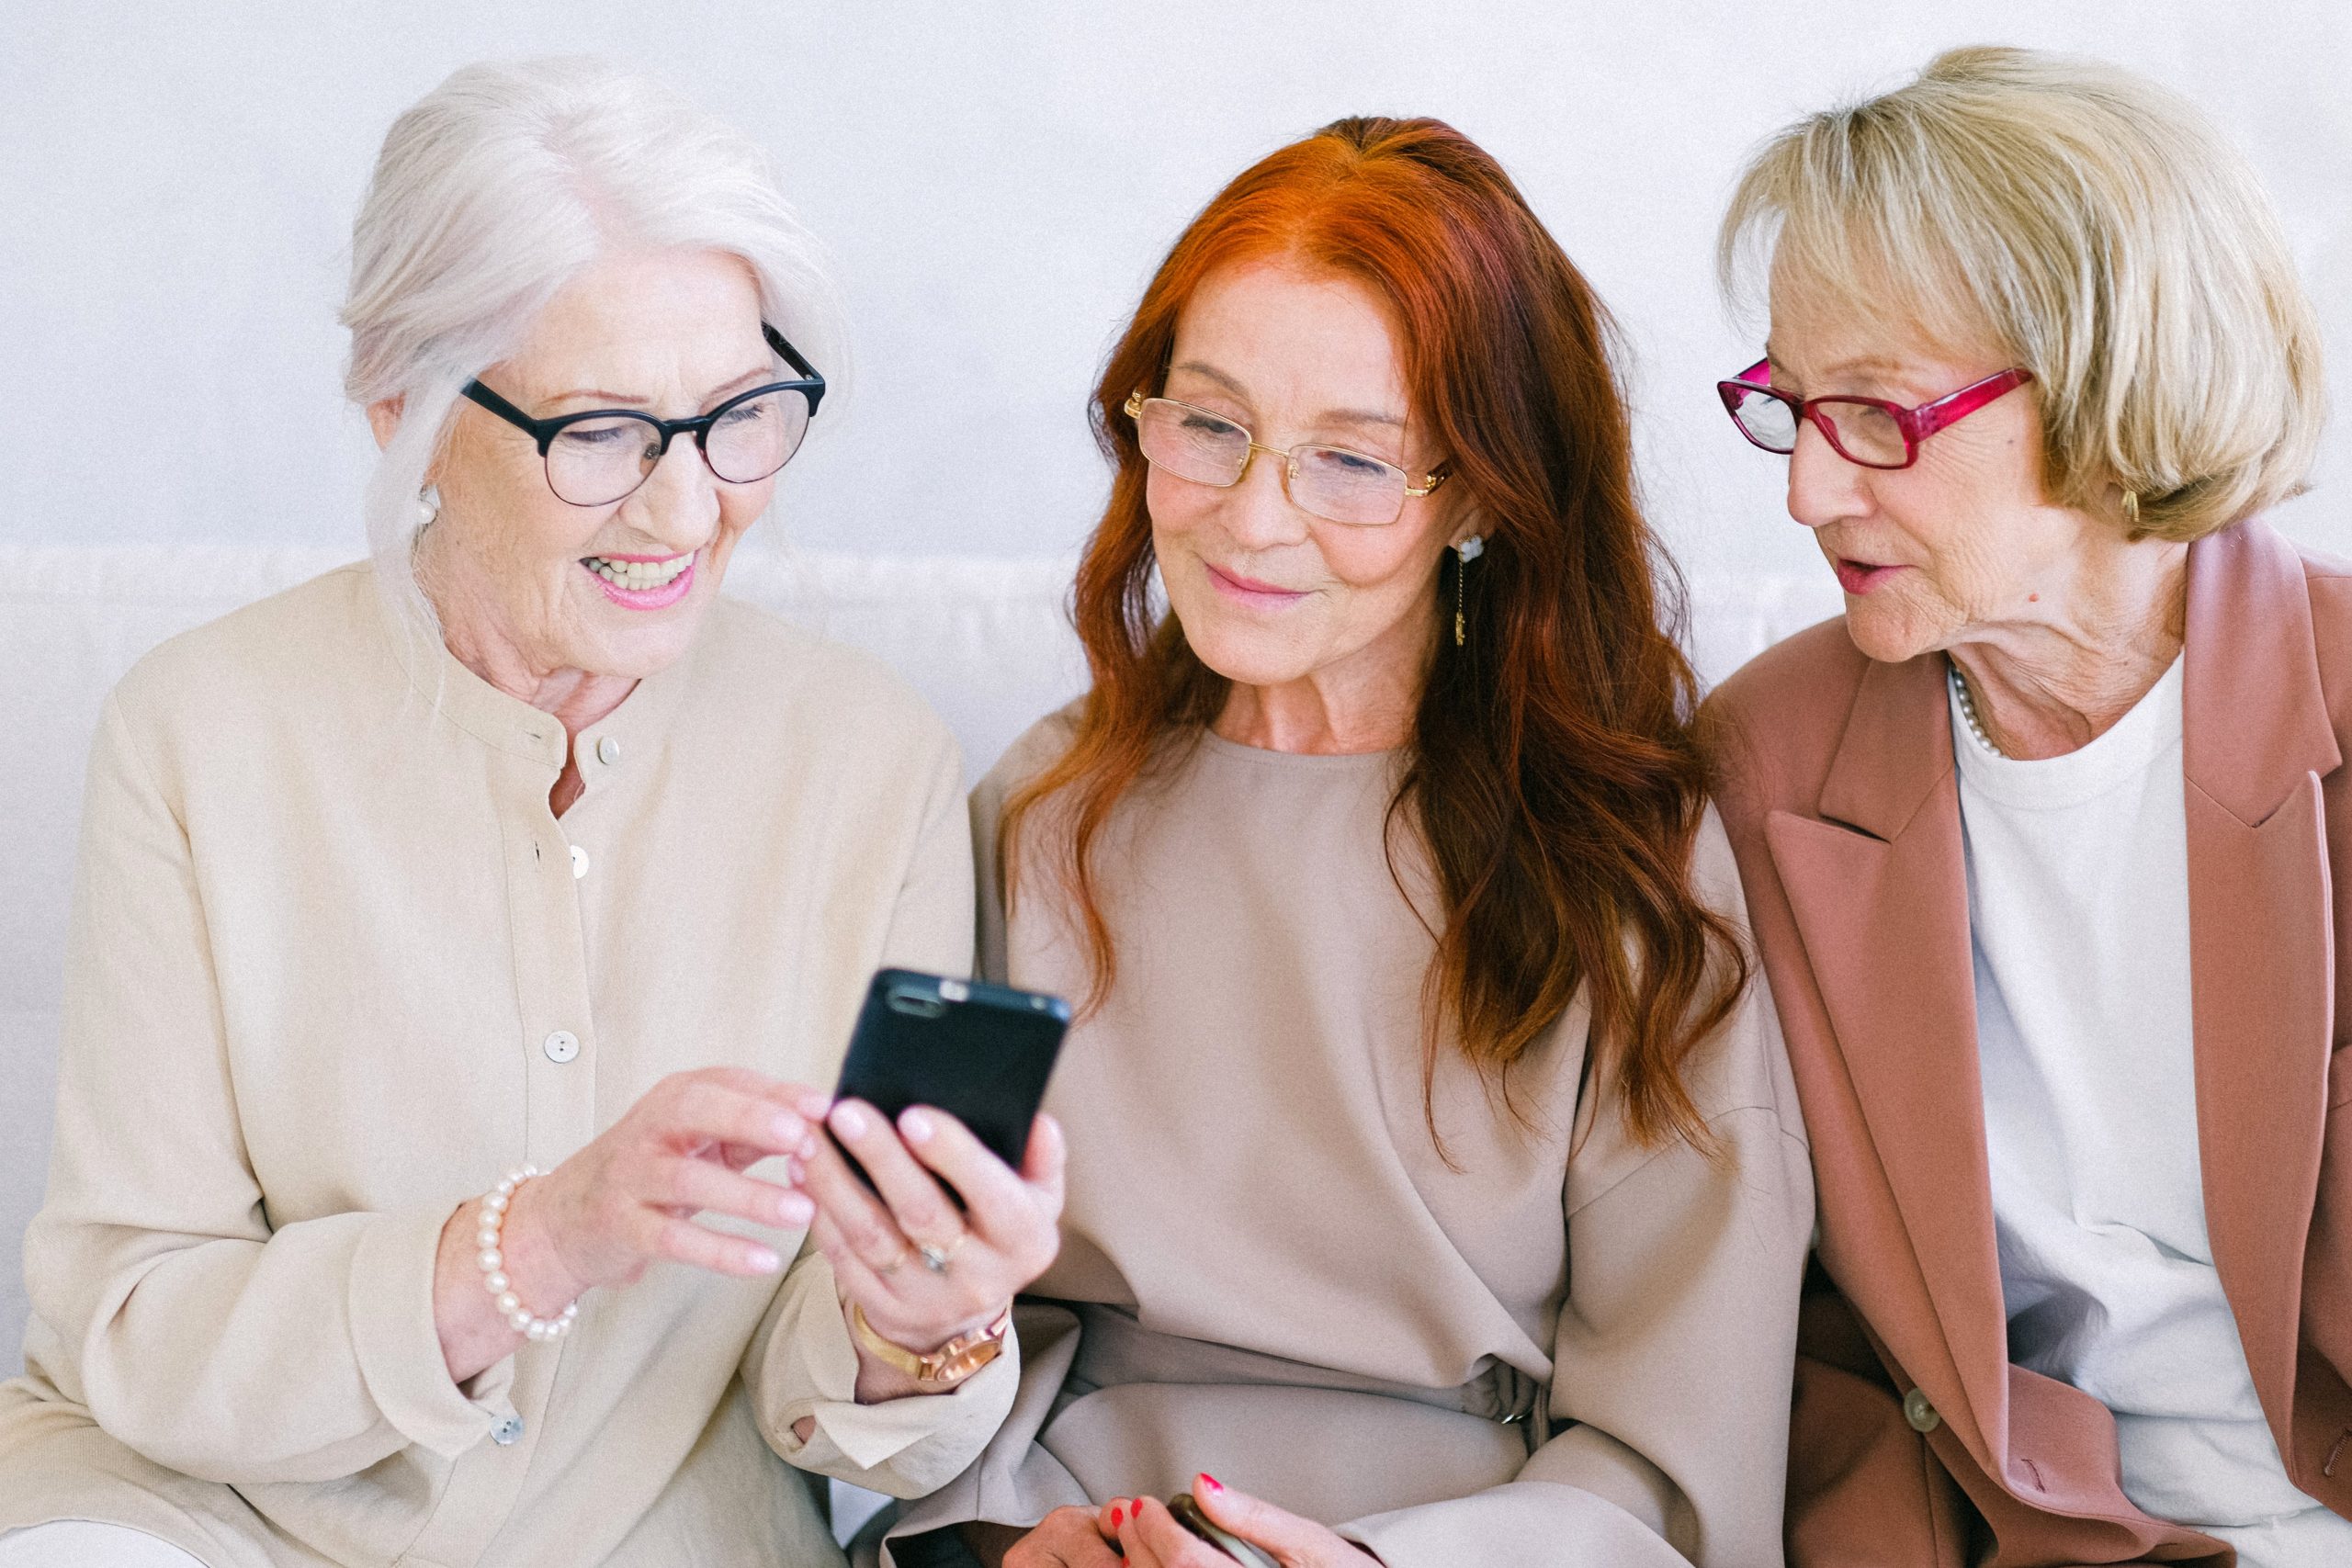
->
<box><xmin>881</xmin><ymin>729</ymin><xmax>978</xmax><ymax>981</ymax></box>
<box><xmin>741</xmin><ymin>725</ymin><xmax>1021</xmax><ymax>1497</ymax></box>
<box><xmin>741</xmin><ymin>1247</ymin><xmax>1019</xmax><ymax>1498</ymax></box>
<box><xmin>1</xmin><ymin>573</ymin><xmax>1008</xmax><ymax>1565</ymax></box>
<box><xmin>20</xmin><ymin>692</ymin><xmax>514</xmax><ymax>1485</ymax></box>
<box><xmin>1343</xmin><ymin>817</ymin><xmax>1815</xmax><ymax>1567</ymax></box>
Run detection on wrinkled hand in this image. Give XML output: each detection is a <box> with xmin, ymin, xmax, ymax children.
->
<box><xmin>1104</xmin><ymin>1477</ymin><xmax>1384</xmax><ymax>1567</ymax></box>
<box><xmin>506</xmin><ymin>1066</ymin><xmax>819</xmax><ymax>1300</ymax></box>
<box><xmin>794</xmin><ymin>1091</ymin><xmax>1065</xmax><ymax>1371</ymax></box>
<box><xmin>994</xmin><ymin>1506</ymin><xmax>1123</xmax><ymax>1567</ymax></box>
<box><xmin>436</xmin><ymin>1066</ymin><xmax>818</xmax><ymax>1381</ymax></box>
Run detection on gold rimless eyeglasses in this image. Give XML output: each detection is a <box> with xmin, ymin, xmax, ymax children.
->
<box><xmin>1122</xmin><ymin>391</ymin><xmax>1449</xmax><ymax>526</ymax></box>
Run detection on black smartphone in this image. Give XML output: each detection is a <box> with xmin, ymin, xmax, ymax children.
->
<box><xmin>829</xmin><ymin>968</ymin><xmax>1070</xmax><ymax>1192</ymax></box>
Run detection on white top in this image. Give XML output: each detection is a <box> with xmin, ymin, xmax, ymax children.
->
<box><xmin>1953</xmin><ymin>657</ymin><xmax>2349</xmax><ymax>1566</ymax></box>
<box><xmin>0</xmin><ymin>564</ymin><xmax>1013</xmax><ymax>1567</ymax></box>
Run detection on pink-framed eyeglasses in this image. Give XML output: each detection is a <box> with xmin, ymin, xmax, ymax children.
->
<box><xmin>1716</xmin><ymin>357</ymin><xmax>2034</xmax><ymax>470</ymax></box>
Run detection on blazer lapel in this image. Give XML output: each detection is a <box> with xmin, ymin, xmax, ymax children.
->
<box><xmin>1766</xmin><ymin>650</ymin><xmax>2014</xmax><ymax>1466</ymax></box>
<box><xmin>2181</xmin><ymin>521</ymin><xmax>2340</xmax><ymax>1461</ymax></box>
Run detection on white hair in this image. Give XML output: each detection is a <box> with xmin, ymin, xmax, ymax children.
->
<box><xmin>340</xmin><ymin>56</ymin><xmax>847</xmax><ymax>620</ymax></box>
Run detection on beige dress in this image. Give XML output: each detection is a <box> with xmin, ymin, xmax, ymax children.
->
<box><xmin>886</xmin><ymin>715</ymin><xmax>1812</xmax><ymax>1566</ymax></box>
<box><xmin>0</xmin><ymin>564</ymin><xmax>1018</xmax><ymax>1567</ymax></box>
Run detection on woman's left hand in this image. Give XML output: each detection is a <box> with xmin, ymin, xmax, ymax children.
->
<box><xmin>1102</xmin><ymin>1478</ymin><xmax>1384</xmax><ymax>1567</ymax></box>
<box><xmin>790</xmin><ymin>1091</ymin><xmax>1065</xmax><ymax>1401</ymax></box>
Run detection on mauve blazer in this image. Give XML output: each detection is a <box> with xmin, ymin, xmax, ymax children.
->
<box><xmin>1703</xmin><ymin>518</ymin><xmax>2352</xmax><ymax>1566</ymax></box>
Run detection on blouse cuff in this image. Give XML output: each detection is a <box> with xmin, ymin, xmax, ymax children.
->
<box><xmin>764</xmin><ymin>1272</ymin><xmax>1022</xmax><ymax>1497</ymax></box>
<box><xmin>1341</xmin><ymin>1481</ymin><xmax>1688</xmax><ymax>1568</ymax></box>
<box><xmin>347</xmin><ymin>1201</ymin><xmax>518</xmax><ymax>1458</ymax></box>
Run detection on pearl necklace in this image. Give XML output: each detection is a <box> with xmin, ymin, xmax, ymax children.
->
<box><xmin>1948</xmin><ymin>664</ymin><xmax>2007</xmax><ymax>759</ymax></box>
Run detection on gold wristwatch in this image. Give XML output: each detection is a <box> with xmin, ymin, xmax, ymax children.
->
<box><xmin>851</xmin><ymin>1303</ymin><xmax>1013</xmax><ymax>1389</ymax></box>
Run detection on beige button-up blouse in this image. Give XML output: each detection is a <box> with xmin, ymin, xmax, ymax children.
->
<box><xmin>0</xmin><ymin>563</ymin><xmax>1017</xmax><ymax>1567</ymax></box>
<box><xmin>889</xmin><ymin>716</ymin><xmax>1813</xmax><ymax>1566</ymax></box>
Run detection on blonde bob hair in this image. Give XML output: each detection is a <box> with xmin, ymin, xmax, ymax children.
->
<box><xmin>1719</xmin><ymin>45</ymin><xmax>2323</xmax><ymax>542</ymax></box>
<box><xmin>341</xmin><ymin>57</ymin><xmax>844</xmax><ymax>619</ymax></box>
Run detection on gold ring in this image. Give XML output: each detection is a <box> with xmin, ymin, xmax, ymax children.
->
<box><xmin>876</xmin><ymin>1247</ymin><xmax>911</xmax><ymax>1277</ymax></box>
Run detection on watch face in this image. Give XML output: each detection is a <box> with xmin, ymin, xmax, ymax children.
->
<box><xmin>927</xmin><ymin>1335</ymin><xmax>1005</xmax><ymax>1382</ymax></box>
<box><xmin>914</xmin><ymin>1310</ymin><xmax>1012</xmax><ymax>1385</ymax></box>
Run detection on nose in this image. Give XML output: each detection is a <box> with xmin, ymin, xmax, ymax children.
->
<box><xmin>1218</xmin><ymin>446</ymin><xmax>1313</xmax><ymax>553</ymax></box>
<box><xmin>1783</xmin><ymin>416</ymin><xmax>1866</xmax><ymax>532</ymax></box>
<box><xmin>623</xmin><ymin>432</ymin><xmax>721</xmax><ymax>552</ymax></box>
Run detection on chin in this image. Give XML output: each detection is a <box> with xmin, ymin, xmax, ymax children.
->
<box><xmin>1838</xmin><ymin>596</ymin><xmax>1949</xmax><ymax>666</ymax></box>
<box><xmin>1174</xmin><ymin>611</ymin><xmax>1308</xmax><ymax>690</ymax></box>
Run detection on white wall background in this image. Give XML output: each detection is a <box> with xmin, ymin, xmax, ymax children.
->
<box><xmin>5</xmin><ymin>0</ymin><xmax>2349</xmax><ymax>581</ymax></box>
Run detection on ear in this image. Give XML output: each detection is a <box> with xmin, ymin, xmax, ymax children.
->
<box><xmin>1446</xmin><ymin>504</ymin><xmax>1487</xmax><ymax>554</ymax></box>
<box><xmin>366</xmin><ymin>395</ymin><xmax>403</xmax><ymax>452</ymax></box>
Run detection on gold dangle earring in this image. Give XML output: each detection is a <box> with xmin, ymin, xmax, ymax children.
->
<box><xmin>1453</xmin><ymin>535</ymin><xmax>1484</xmax><ymax>647</ymax></box>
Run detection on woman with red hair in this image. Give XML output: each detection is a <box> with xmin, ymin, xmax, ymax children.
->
<box><xmin>881</xmin><ymin>118</ymin><xmax>1810</xmax><ymax>1568</ymax></box>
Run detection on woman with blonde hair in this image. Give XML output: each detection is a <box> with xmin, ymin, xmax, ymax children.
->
<box><xmin>1703</xmin><ymin>46</ymin><xmax>2347</xmax><ymax>1566</ymax></box>
<box><xmin>0</xmin><ymin>59</ymin><xmax>1063</xmax><ymax>1567</ymax></box>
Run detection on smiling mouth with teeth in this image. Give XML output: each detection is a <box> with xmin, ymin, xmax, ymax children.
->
<box><xmin>583</xmin><ymin>554</ymin><xmax>693</xmax><ymax>591</ymax></box>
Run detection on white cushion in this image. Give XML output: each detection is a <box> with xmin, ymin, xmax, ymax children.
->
<box><xmin>0</xmin><ymin>544</ymin><xmax>1843</xmax><ymax>1371</ymax></box>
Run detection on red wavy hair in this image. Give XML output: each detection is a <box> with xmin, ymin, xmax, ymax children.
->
<box><xmin>1001</xmin><ymin>117</ymin><xmax>1745</xmax><ymax>1148</ymax></box>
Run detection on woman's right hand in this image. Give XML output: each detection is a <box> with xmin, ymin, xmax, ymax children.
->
<box><xmin>976</xmin><ymin>1507</ymin><xmax>1124</xmax><ymax>1568</ymax></box>
<box><xmin>435</xmin><ymin>1066</ymin><xmax>820</xmax><ymax>1380</ymax></box>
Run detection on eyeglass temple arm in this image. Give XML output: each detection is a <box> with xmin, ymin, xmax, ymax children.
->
<box><xmin>763</xmin><ymin>324</ymin><xmax>827</xmax><ymax>412</ymax></box>
<box><xmin>1907</xmin><ymin>368</ymin><xmax>2033</xmax><ymax>441</ymax></box>
<box><xmin>459</xmin><ymin>380</ymin><xmax>560</xmax><ymax>450</ymax></box>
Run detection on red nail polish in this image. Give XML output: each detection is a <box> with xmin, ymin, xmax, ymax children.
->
<box><xmin>1198</xmin><ymin>1472</ymin><xmax>1223</xmax><ymax>1494</ymax></box>
<box><xmin>1109</xmin><ymin>1504</ymin><xmax>1125</xmax><ymax>1528</ymax></box>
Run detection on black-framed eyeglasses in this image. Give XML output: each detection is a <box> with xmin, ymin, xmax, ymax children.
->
<box><xmin>462</xmin><ymin>323</ymin><xmax>827</xmax><ymax>507</ymax></box>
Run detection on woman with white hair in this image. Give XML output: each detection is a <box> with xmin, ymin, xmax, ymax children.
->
<box><xmin>0</xmin><ymin>58</ymin><xmax>1062</xmax><ymax>1568</ymax></box>
<box><xmin>1703</xmin><ymin>46</ymin><xmax>2349</xmax><ymax>1566</ymax></box>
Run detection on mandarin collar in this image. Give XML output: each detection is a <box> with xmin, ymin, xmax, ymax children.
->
<box><xmin>368</xmin><ymin>560</ymin><xmax>706</xmax><ymax>775</ymax></box>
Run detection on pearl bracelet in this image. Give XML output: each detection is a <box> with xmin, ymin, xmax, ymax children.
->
<box><xmin>478</xmin><ymin>1166</ymin><xmax>580</xmax><ymax>1342</ymax></box>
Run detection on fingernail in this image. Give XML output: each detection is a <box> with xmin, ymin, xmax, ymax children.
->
<box><xmin>771</xmin><ymin>1111</ymin><xmax>805</xmax><ymax>1145</ymax></box>
<box><xmin>747</xmin><ymin>1246</ymin><xmax>782</xmax><ymax>1273</ymax></box>
<box><xmin>776</xmin><ymin>1191</ymin><xmax>812</xmax><ymax>1226</ymax></box>
<box><xmin>1198</xmin><ymin>1472</ymin><xmax>1223</xmax><ymax>1494</ymax></box>
<box><xmin>1109</xmin><ymin>1504</ymin><xmax>1125</xmax><ymax>1529</ymax></box>
<box><xmin>831</xmin><ymin>1102</ymin><xmax>869</xmax><ymax>1138</ymax></box>
<box><xmin>899</xmin><ymin>1107</ymin><xmax>934</xmax><ymax>1142</ymax></box>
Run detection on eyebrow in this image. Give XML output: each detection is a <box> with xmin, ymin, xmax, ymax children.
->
<box><xmin>541</xmin><ymin>365</ymin><xmax>776</xmax><ymax>412</ymax></box>
<box><xmin>1762</xmin><ymin>346</ymin><xmax>1917</xmax><ymax>389</ymax></box>
<box><xmin>1169</xmin><ymin>360</ymin><xmax>1407</xmax><ymax>432</ymax></box>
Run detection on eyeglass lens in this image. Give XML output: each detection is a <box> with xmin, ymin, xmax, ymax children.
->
<box><xmin>1725</xmin><ymin>385</ymin><xmax>1907</xmax><ymax>468</ymax></box>
<box><xmin>1134</xmin><ymin>398</ymin><xmax>1413</xmax><ymax>525</ymax></box>
<box><xmin>544</xmin><ymin>388</ymin><xmax>813</xmax><ymax>507</ymax></box>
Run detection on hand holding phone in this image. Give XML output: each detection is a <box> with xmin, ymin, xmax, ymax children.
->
<box><xmin>831</xmin><ymin>968</ymin><xmax>1069</xmax><ymax>1184</ymax></box>
<box><xmin>1170</xmin><ymin>1493</ymin><xmax>1280</xmax><ymax>1567</ymax></box>
<box><xmin>784</xmin><ymin>970</ymin><xmax>1070</xmax><ymax>1386</ymax></box>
